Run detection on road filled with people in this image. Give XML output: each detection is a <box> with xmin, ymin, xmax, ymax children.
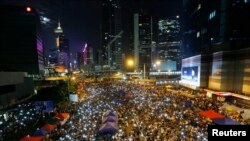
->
<box><xmin>47</xmin><ymin>81</ymin><xmax>248</xmax><ymax>141</ymax></box>
<box><xmin>2</xmin><ymin>80</ymin><xmax>249</xmax><ymax>141</ymax></box>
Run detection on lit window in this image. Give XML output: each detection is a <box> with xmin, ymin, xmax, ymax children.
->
<box><xmin>198</xmin><ymin>4</ymin><xmax>201</xmax><ymax>10</ymax></box>
<box><xmin>196</xmin><ymin>32</ymin><xmax>200</xmax><ymax>38</ymax></box>
<box><xmin>208</xmin><ymin>10</ymin><xmax>216</xmax><ymax>20</ymax></box>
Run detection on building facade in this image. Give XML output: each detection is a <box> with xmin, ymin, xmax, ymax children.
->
<box><xmin>0</xmin><ymin>5</ymin><xmax>44</xmax><ymax>75</ymax></box>
<box><xmin>181</xmin><ymin>0</ymin><xmax>250</xmax><ymax>95</ymax></box>
<box><xmin>101</xmin><ymin>0</ymin><xmax>123</xmax><ymax>70</ymax></box>
<box><xmin>0</xmin><ymin>72</ymin><xmax>34</xmax><ymax>107</ymax></box>
<box><xmin>134</xmin><ymin>12</ymin><xmax>153</xmax><ymax>72</ymax></box>
<box><xmin>157</xmin><ymin>18</ymin><xmax>181</xmax><ymax>71</ymax></box>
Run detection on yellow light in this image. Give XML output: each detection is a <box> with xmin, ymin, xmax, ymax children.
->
<box><xmin>127</xmin><ymin>59</ymin><xmax>134</xmax><ymax>67</ymax></box>
<box><xmin>156</xmin><ymin>60</ymin><xmax>161</xmax><ymax>65</ymax></box>
<box><xmin>71</xmin><ymin>77</ymin><xmax>76</xmax><ymax>80</ymax></box>
<box><xmin>56</xmin><ymin>37</ymin><xmax>60</xmax><ymax>47</ymax></box>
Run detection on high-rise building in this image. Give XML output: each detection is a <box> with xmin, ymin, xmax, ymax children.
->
<box><xmin>134</xmin><ymin>12</ymin><xmax>153</xmax><ymax>72</ymax></box>
<box><xmin>0</xmin><ymin>5</ymin><xmax>44</xmax><ymax>75</ymax></box>
<box><xmin>157</xmin><ymin>18</ymin><xmax>181</xmax><ymax>70</ymax></box>
<box><xmin>54</xmin><ymin>21</ymin><xmax>70</xmax><ymax>69</ymax></box>
<box><xmin>181</xmin><ymin>0</ymin><xmax>250</xmax><ymax>95</ymax></box>
<box><xmin>101</xmin><ymin>0</ymin><xmax>122</xmax><ymax>69</ymax></box>
<box><xmin>182</xmin><ymin>0</ymin><xmax>250</xmax><ymax>58</ymax></box>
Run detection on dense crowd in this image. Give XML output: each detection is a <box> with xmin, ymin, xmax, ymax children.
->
<box><xmin>1</xmin><ymin>81</ymin><xmax>248</xmax><ymax>141</ymax></box>
<box><xmin>46</xmin><ymin>81</ymin><xmax>245</xmax><ymax>141</ymax></box>
<box><xmin>0</xmin><ymin>103</ymin><xmax>42</xmax><ymax>140</ymax></box>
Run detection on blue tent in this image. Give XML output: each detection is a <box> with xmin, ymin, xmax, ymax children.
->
<box><xmin>98</xmin><ymin>122</ymin><xmax>117</xmax><ymax>134</ymax></box>
<box><xmin>34</xmin><ymin>129</ymin><xmax>48</xmax><ymax>136</ymax></box>
<box><xmin>107</xmin><ymin>111</ymin><xmax>117</xmax><ymax>117</ymax></box>
<box><xmin>212</xmin><ymin>118</ymin><xmax>241</xmax><ymax>125</ymax></box>
<box><xmin>102</xmin><ymin>116</ymin><xmax>117</xmax><ymax>123</ymax></box>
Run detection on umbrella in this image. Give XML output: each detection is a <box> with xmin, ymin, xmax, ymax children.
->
<box><xmin>33</xmin><ymin>129</ymin><xmax>48</xmax><ymax>136</ymax></box>
<box><xmin>98</xmin><ymin>122</ymin><xmax>117</xmax><ymax>134</ymax></box>
<box><xmin>55</xmin><ymin>113</ymin><xmax>69</xmax><ymax>120</ymax></box>
<box><xmin>20</xmin><ymin>136</ymin><xmax>43</xmax><ymax>141</ymax></box>
<box><xmin>41</xmin><ymin>124</ymin><xmax>56</xmax><ymax>132</ymax></box>
<box><xmin>212</xmin><ymin>118</ymin><xmax>241</xmax><ymax>125</ymax></box>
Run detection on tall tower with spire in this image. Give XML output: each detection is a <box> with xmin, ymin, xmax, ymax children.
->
<box><xmin>54</xmin><ymin>20</ymin><xmax>70</xmax><ymax>70</ymax></box>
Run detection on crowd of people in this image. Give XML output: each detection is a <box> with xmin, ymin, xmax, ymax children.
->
<box><xmin>0</xmin><ymin>103</ymin><xmax>42</xmax><ymax>140</ymax></box>
<box><xmin>43</xmin><ymin>80</ymin><xmax>249</xmax><ymax>141</ymax></box>
<box><xmin>1</xmin><ymin>80</ymin><xmax>249</xmax><ymax>141</ymax></box>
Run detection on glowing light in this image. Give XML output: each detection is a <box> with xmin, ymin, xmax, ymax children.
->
<box><xmin>26</xmin><ymin>7</ymin><xmax>32</xmax><ymax>12</ymax></box>
<box><xmin>127</xmin><ymin>59</ymin><xmax>134</xmax><ymax>67</ymax></box>
<box><xmin>156</xmin><ymin>60</ymin><xmax>161</xmax><ymax>65</ymax></box>
<box><xmin>82</xmin><ymin>43</ymin><xmax>88</xmax><ymax>53</ymax></box>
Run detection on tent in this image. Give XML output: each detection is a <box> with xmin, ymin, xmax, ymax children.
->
<box><xmin>199</xmin><ymin>110</ymin><xmax>225</xmax><ymax>119</ymax></box>
<box><xmin>55</xmin><ymin>113</ymin><xmax>69</xmax><ymax>120</ymax></box>
<box><xmin>55</xmin><ymin>113</ymin><xmax>70</xmax><ymax>125</ymax></box>
<box><xmin>41</xmin><ymin>124</ymin><xmax>56</xmax><ymax>132</ymax></box>
<box><xmin>102</xmin><ymin>116</ymin><xmax>117</xmax><ymax>123</ymax></box>
<box><xmin>104</xmin><ymin>111</ymin><xmax>117</xmax><ymax>118</ymax></box>
<box><xmin>33</xmin><ymin>129</ymin><xmax>48</xmax><ymax>136</ymax></box>
<box><xmin>212</xmin><ymin>118</ymin><xmax>241</xmax><ymax>125</ymax></box>
<box><xmin>98</xmin><ymin>122</ymin><xmax>117</xmax><ymax>134</ymax></box>
<box><xmin>20</xmin><ymin>136</ymin><xmax>43</xmax><ymax>141</ymax></box>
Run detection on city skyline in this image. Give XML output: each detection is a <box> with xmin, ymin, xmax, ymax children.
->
<box><xmin>0</xmin><ymin>0</ymin><xmax>182</xmax><ymax>58</ymax></box>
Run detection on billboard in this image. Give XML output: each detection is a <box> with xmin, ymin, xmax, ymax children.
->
<box><xmin>69</xmin><ymin>94</ymin><xmax>78</xmax><ymax>102</ymax></box>
<box><xmin>182</xmin><ymin>66</ymin><xmax>199</xmax><ymax>82</ymax></box>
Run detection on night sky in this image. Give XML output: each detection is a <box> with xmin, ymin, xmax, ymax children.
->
<box><xmin>1</xmin><ymin>0</ymin><xmax>182</xmax><ymax>57</ymax></box>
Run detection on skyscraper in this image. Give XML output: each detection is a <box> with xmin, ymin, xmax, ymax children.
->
<box><xmin>54</xmin><ymin>21</ymin><xmax>70</xmax><ymax>69</ymax></box>
<box><xmin>157</xmin><ymin>18</ymin><xmax>181</xmax><ymax>70</ymax></box>
<box><xmin>134</xmin><ymin>12</ymin><xmax>153</xmax><ymax>72</ymax></box>
<box><xmin>0</xmin><ymin>5</ymin><xmax>44</xmax><ymax>75</ymax></box>
<box><xmin>101</xmin><ymin>0</ymin><xmax>122</xmax><ymax>69</ymax></box>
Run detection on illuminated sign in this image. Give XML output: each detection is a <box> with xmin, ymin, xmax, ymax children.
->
<box><xmin>182</xmin><ymin>66</ymin><xmax>199</xmax><ymax>82</ymax></box>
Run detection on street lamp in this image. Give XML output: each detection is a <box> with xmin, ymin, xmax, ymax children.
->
<box><xmin>156</xmin><ymin>60</ymin><xmax>161</xmax><ymax>65</ymax></box>
<box><xmin>127</xmin><ymin>59</ymin><xmax>134</xmax><ymax>67</ymax></box>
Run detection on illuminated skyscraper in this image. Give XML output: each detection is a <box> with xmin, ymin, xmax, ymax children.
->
<box><xmin>134</xmin><ymin>12</ymin><xmax>153</xmax><ymax>72</ymax></box>
<box><xmin>101</xmin><ymin>0</ymin><xmax>122</xmax><ymax>69</ymax></box>
<box><xmin>157</xmin><ymin>18</ymin><xmax>181</xmax><ymax>70</ymax></box>
<box><xmin>54</xmin><ymin>21</ymin><xmax>70</xmax><ymax>69</ymax></box>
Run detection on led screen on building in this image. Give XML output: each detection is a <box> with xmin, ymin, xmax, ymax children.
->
<box><xmin>182</xmin><ymin>66</ymin><xmax>199</xmax><ymax>82</ymax></box>
<box><xmin>69</xmin><ymin>94</ymin><xmax>78</xmax><ymax>102</ymax></box>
